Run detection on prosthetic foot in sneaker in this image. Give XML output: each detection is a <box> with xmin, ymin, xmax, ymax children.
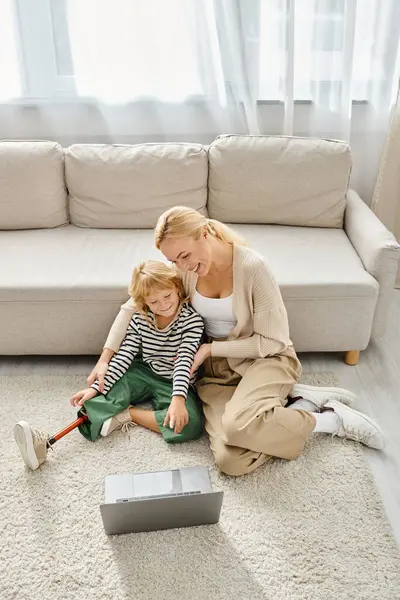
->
<box><xmin>14</xmin><ymin>421</ymin><xmax>50</xmax><ymax>470</ymax></box>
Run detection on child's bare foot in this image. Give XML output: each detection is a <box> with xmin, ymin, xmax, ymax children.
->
<box><xmin>100</xmin><ymin>408</ymin><xmax>135</xmax><ymax>437</ymax></box>
<box><xmin>14</xmin><ymin>421</ymin><xmax>50</xmax><ymax>470</ymax></box>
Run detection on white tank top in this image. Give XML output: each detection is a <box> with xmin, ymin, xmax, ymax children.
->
<box><xmin>192</xmin><ymin>289</ymin><xmax>237</xmax><ymax>338</ymax></box>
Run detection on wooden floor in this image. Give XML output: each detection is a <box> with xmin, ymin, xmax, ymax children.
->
<box><xmin>2</xmin><ymin>290</ymin><xmax>400</xmax><ymax>548</ymax></box>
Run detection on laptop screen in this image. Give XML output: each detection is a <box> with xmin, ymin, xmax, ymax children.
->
<box><xmin>133</xmin><ymin>469</ymin><xmax>183</xmax><ymax>498</ymax></box>
<box><xmin>104</xmin><ymin>466</ymin><xmax>212</xmax><ymax>503</ymax></box>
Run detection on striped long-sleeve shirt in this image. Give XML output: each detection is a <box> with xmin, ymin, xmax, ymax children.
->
<box><xmin>91</xmin><ymin>304</ymin><xmax>204</xmax><ymax>398</ymax></box>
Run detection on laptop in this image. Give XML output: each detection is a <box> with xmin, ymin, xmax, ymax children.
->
<box><xmin>100</xmin><ymin>466</ymin><xmax>223</xmax><ymax>535</ymax></box>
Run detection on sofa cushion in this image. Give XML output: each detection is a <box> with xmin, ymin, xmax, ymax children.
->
<box><xmin>232</xmin><ymin>224</ymin><xmax>378</xmax><ymax>351</ymax></box>
<box><xmin>208</xmin><ymin>135</ymin><xmax>352</xmax><ymax>228</ymax></box>
<box><xmin>0</xmin><ymin>140</ymin><xmax>67</xmax><ymax>230</ymax></box>
<box><xmin>66</xmin><ymin>143</ymin><xmax>208</xmax><ymax>228</ymax></box>
<box><xmin>0</xmin><ymin>224</ymin><xmax>378</xmax><ymax>353</ymax></box>
<box><xmin>231</xmin><ymin>224</ymin><xmax>378</xmax><ymax>299</ymax></box>
<box><xmin>0</xmin><ymin>223</ymin><xmax>377</xmax><ymax>303</ymax></box>
<box><xmin>0</xmin><ymin>225</ymin><xmax>160</xmax><ymax>302</ymax></box>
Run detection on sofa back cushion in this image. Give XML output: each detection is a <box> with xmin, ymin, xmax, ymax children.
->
<box><xmin>0</xmin><ymin>140</ymin><xmax>67</xmax><ymax>230</ymax></box>
<box><xmin>66</xmin><ymin>143</ymin><xmax>208</xmax><ymax>228</ymax></box>
<box><xmin>208</xmin><ymin>135</ymin><xmax>352</xmax><ymax>228</ymax></box>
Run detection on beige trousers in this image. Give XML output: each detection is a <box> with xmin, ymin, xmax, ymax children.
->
<box><xmin>196</xmin><ymin>354</ymin><xmax>317</xmax><ymax>476</ymax></box>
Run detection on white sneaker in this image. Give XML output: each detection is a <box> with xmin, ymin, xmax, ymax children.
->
<box><xmin>290</xmin><ymin>383</ymin><xmax>357</xmax><ymax>411</ymax></box>
<box><xmin>324</xmin><ymin>400</ymin><xmax>385</xmax><ymax>450</ymax></box>
<box><xmin>100</xmin><ymin>408</ymin><xmax>134</xmax><ymax>437</ymax></box>
<box><xmin>14</xmin><ymin>421</ymin><xmax>50</xmax><ymax>470</ymax></box>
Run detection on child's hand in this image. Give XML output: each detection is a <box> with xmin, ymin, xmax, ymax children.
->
<box><xmin>163</xmin><ymin>396</ymin><xmax>189</xmax><ymax>435</ymax></box>
<box><xmin>70</xmin><ymin>387</ymin><xmax>98</xmax><ymax>407</ymax></box>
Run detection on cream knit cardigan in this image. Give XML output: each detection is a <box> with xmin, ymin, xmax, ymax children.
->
<box><xmin>104</xmin><ymin>244</ymin><xmax>297</xmax><ymax>375</ymax></box>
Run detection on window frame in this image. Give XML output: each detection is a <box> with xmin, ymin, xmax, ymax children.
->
<box><xmin>14</xmin><ymin>0</ymin><xmax>76</xmax><ymax>99</ymax></box>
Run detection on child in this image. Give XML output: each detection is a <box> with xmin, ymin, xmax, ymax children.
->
<box><xmin>14</xmin><ymin>261</ymin><xmax>205</xmax><ymax>470</ymax></box>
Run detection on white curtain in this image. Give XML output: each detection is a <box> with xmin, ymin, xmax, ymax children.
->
<box><xmin>371</xmin><ymin>81</ymin><xmax>400</xmax><ymax>288</ymax></box>
<box><xmin>1</xmin><ymin>0</ymin><xmax>400</xmax><ymax>202</ymax></box>
<box><xmin>256</xmin><ymin>0</ymin><xmax>400</xmax><ymax>201</ymax></box>
<box><xmin>65</xmin><ymin>0</ymin><xmax>259</xmax><ymax>134</ymax></box>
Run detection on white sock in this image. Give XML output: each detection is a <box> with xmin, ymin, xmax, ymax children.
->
<box><xmin>288</xmin><ymin>399</ymin><xmax>317</xmax><ymax>412</ymax></box>
<box><xmin>313</xmin><ymin>411</ymin><xmax>341</xmax><ymax>434</ymax></box>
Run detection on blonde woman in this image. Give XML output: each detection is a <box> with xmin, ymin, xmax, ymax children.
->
<box><xmin>88</xmin><ymin>207</ymin><xmax>384</xmax><ymax>476</ymax></box>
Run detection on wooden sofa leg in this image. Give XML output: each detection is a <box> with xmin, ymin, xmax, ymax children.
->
<box><xmin>344</xmin><ymin>350</ymin><xmax>360</xmax><ymax>366</ymax></box>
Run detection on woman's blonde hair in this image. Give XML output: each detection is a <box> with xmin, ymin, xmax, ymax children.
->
<box><xmin>155</xmin><ymin>206</ymin><xmax>246</xmax><ymax>249</ymax></box>
<box><xmin>130</xmin><ymin>260</ymin><xmax>188</xmax><ymax>317</ymax></box>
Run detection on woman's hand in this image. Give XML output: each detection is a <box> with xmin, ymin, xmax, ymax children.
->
<box><xmin>70</xmin><ymin>387</ymin><xmax>98</xmax><ymax>407</ymax></box>
<box><xmin>190</xmin><ymin>343</ymin><xmax>212</xmax><ymax>376</ymax></box>
<box><xmin>163</xmin><ymin>396</ymin><xmax>189</xmax><ymax>434</ymax></box>
<box><xmin>87</xmin><ymin>354</ymin><xmax>112</xmax><ymax>393</ymax></box>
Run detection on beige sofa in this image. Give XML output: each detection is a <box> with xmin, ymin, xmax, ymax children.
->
<box><xmin>0</xmin><ymin>135</ymin><xmax>399</xmax><ymax>363</ymax></box>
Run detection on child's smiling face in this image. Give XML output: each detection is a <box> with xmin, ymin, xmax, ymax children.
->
<box><xmin>145</xmin><ymin>285</ymin><xmax>180</xmax><ymax>320</ymax></box>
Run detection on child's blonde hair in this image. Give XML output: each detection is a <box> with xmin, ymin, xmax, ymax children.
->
<box><xmin>155</xmin><ymin>206</ymin><xmax>246</xmax><ymax>249</ymax></box>
<box><xmin>129</xmin><ymin>260</ymin><xmax>188</xmax><ymax>317</ymax></box>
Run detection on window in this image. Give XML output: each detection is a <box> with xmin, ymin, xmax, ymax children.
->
<box><xmin>1</xmin><ymin>0</ymin><xmax>398</xmax><ymax>104</ymax></box>
<box><xmin>1</xmin><ymin>0</ymin><xmax>214</xmax><ymax>103</ymax></box>
<box><xmin>65</xmin><ymin>0</ymin><xmax>208</xmax><ymax>102</ymax></box>
<box><xmin>0</xmin><ymin>0</ymin><xmax>22</xmax><ymax>100</ymax></box>
<box><xmin>12</xmin><ymin>0</ymin><xmax>75</xmax><ymax>99</ymax></box>
<box><xmin>258</xmin><ymin>0</ymin><xmax>399</xmax><ymax>102</ymax></box>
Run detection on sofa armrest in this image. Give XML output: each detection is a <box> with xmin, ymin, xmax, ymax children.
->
<box><xmin>344</xmin><ymin>189</ymin><xmax>400</xmax><ymax>338</ymax></box>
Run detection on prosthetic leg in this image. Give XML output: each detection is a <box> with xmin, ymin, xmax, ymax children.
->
<box><xmin>47</xmin><ymin>414</ymin><xmax>89</xmax><ymax>447</ymax></box>
<box><xmin>14</xmin><ymin>414</ymin><xmax>89</xmax><ymax>470</ymax></box>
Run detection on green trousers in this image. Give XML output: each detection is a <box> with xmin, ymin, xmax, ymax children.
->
<box><xmin>78</xmin><ymin>360</ymin><xmax>204</xmax><ymax>443</ymax></box>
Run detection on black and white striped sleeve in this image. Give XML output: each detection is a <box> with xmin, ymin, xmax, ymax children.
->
<box><xmin>91</xmin><ymin>316</ymin><xmax>141</xmax><ymax>395</ymax></box>
<box><xmin>172</xmin><ymin>311</ymin><xmax>204</xmax><ymax>398</ymax></box>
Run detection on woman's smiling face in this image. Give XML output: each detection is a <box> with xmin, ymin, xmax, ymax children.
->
<box><xmin>160</xmin><ymin>233</ymin><xmax>212</xmax><ymax>278</ymax></box>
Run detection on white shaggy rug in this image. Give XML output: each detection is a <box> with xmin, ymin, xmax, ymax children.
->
<box><xmin>1</xmin><ymin>373</ymin><xmax>400</xmax><ymax>600</ymax></box>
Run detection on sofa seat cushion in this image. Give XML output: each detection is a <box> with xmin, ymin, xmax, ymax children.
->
<box><xmin>232</xmin><ymin>224</ymin><xmax>379</xmax><ymax>299</ymax></box>
<box><xmin>0</xmin><ymin>224</ymin><xmax>379</xmax><ymax>353</ymax></box>
<box><xmin>0</xmin><ymin>225</ymin><xmax>161</xmax><ymax>302</ymax></box>
<box><xmin>0</xmin><ymin>224</ymin><xmax>378</xmax><ymax>302</ymax></box>
<box><xmin>232</xmin><ymin>224</ymin><xmax>379</xmax><ymax>351</ymax></box>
